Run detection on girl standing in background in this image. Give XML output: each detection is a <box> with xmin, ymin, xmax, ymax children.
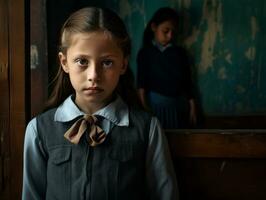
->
<box><xmin>137</xmin><ymin>7</ymin><xmax>197</xmax><ymax>129</ymax></box>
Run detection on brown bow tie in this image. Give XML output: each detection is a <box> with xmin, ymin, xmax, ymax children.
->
<box><xmin>64</xmin><ymin>115</ymin><xmax>106</xmax><ymax>147</ymax></box>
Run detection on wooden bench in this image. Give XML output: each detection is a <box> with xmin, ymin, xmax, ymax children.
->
<box><xmin>166</xmin><ymin>129</ymin><xmax>266</xmax><ymax>200</ymax></box>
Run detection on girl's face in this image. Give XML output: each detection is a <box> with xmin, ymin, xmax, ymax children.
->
<box><xmin>59</xmin><ymin>31</ymin><xmax>128</xmax><ymax>114</ymax></box>
<box><xmin>152</xmin><ymin>20</ymin><xmax>176</xmax><ymax>46</ymax></box>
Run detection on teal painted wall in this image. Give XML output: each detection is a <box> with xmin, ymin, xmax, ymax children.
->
<box><xmin>90</xmin><ymin>0</ymin><xmax>266</xmax><ymax>115</ymax></box>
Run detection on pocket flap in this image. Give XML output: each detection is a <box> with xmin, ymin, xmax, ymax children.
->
<box><xmin>50</xmin><ymin>147</ymin><xmax>71</xmax><ymax>165</ymax></box>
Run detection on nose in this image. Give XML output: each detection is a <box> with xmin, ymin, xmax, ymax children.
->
<box><xmin>167</xmin><ymin>31</ymin><xmax>173</xmax><ymax>40</ymax></box>
<box><xmin>87</xmin><ymin>62</ymin><xmax>100</xmax><ymax>82</ymax></box>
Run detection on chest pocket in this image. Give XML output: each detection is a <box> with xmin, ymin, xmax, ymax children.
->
<box><xmin>50</xmin><ymin>146</ymin><xmax>72</xmax><ymax>165</ymax></box>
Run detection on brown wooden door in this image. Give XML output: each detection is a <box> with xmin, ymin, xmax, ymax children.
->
<box><xmin>0</xmin><ymin>0</ymin><xmax>11</xmax><ymax>197</ymax></box>
<box><xmin>0</xmin><ymin>0</ymin><xmax>26</xmax><ymax>199</ymax></box>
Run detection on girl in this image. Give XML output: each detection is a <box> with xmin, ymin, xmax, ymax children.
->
<box><xmin>137</xmin><ymin>7</ymin><xmax>197</xmax><ymax>129</ymax></box>
<box><xmin>23</xmin><ymin>7</ymin><xmax>178</xmax><ymax>200</ymax></box>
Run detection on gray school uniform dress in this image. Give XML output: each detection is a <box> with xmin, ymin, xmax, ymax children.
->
<box><xmin>23</xmin><ymin>95</ymin><xmax>178</xmax><ymax>200</ymax></box>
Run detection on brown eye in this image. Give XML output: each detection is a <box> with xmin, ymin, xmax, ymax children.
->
<box><xmin>163</xmin><ymin>29</ymin><xmax>170</xmax><ymax>34</ymax></box>
<box><xmin>102</xmin><ymin>59</ymin><xmax>113</xmax><ymax>68</ymax></box>
<box><xmin>76</xmin><ymin>58</ymin><xmax>88</xmax><ymax>66</ymax></box>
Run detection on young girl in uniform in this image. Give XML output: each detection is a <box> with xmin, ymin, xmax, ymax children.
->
<box><xmin>23</xmin><ymin>7</ymin><xmax>178</xmax><ymax>200</ymax></box>
<box><xmin>137</xmin><ymin>7</ymin><xmax>197</xmax><ymax>129</ymax></box>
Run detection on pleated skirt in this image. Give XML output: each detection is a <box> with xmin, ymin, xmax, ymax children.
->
<box><xmin>147</xmin><ymin>91</ymin><xmax>190</xmax><ymax>129</ymax></box>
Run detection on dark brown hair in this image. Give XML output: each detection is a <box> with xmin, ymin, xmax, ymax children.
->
<box><xmin>45</xmin><ymin>7</ymin><xmax>141</xmax><ymax>110</ymax></box>
<box><xmin>143</xmin><ymin>7</ymin><xmax>179</xmax><ymax>47</ymax></box>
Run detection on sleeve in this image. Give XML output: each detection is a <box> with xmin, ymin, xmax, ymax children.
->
<box><xmin>146</xmin><ymin>117</ymin><xmax>179</xmax><ymax>200</ymax></box>
<box><xmin>181</xmin><ymin>48</ymin><xmax>195</xmax><ymax>99</ymax></box>
<box><xmin>22</xmin><ymin>118</ymin><xmax>47</xmax><ymax>200</ymax></box>
<box><xmin>136</xmin><ymin>48</ymin><xmax>148</xmax><ymax>89</ymax></box>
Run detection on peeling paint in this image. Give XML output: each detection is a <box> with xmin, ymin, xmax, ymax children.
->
<box><xmin>178</xmin><ymin>0</ymin><xmax>191</xmax><ymax>9</ymax></box>
<box><xmin>199</xmin><ymin>0</ymin><xmax>223</xmax><ymax>73</ymax></box>
<box><xmin>225</xmin><ymin>53</ymin><xmax>232</xmax><ymax>64</ymax></box>
<box><xmin>119</xmin><ymin>0</ymin><xmax>131</xmax><ymax>19</ymax></box>
<box><xmin>245</xmin><ymin>46</ymin><xmax>256</xmax><ymax>60</ymax></box>
<box><xmin>251</xmin><ymin>16</ymin><xmax>259</xmax><ymax>41</ymax></box>
<box><xmin>31</xmin><ymin>45</ymin><xmax>39</xmax><ymax>69</ymax></box>
<box><xmin>184</xmin><ymin>26</ymin><xmax>200</xmax><ymax>48</ymax></box>
<box><xmin>119</xmin><ymin>0</ymin><xmax>145</xmax><ymax>20</ymax></box>
<box><xmin>114</xmin><ymin>0</ymin><xmax>266</xmax><ymax>114</ymax></box>
<box><xmin>218</xmin><ymin>67</ymin><xmax>227</xmax><ymax>80</ymax></box>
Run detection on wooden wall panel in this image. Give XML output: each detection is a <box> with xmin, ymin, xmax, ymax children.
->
<box><xmin>0</xmin><ymin>0</ymin><xmax>10</xmax><ymax>198</ymax></box>
<box><xmin>167</xmin><ymin>129</ymin><xmax>266</xmax><ymax>158</ymax></box>
<box><xmin>0</xmin><ymin>0</ymin><xmax>27</xmax><ymax>199</ymax></box>
<box><xmin>8</xmin><ymin>0</ymin><xmax>26</xmax><ymax>198</ymax></box>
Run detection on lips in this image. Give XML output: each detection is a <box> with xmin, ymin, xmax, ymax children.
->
<box><xmin>83</xmin><ymin>87</ymin><xmax>104</xmax><ymax>94</ymax></box>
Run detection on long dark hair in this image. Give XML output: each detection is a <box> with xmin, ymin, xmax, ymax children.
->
<box><xmin>143</xmin><ymin>7</ymin><xmax>179</xmax><ymax>47</ymax></box>
<box><xmin>45</xmin><ymin>7</ymin><xmax>141</xmax><ymax>110</ymax></box>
